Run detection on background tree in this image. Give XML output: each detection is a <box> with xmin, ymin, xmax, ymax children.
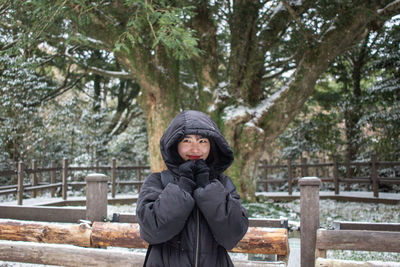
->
<box><xmin>278</xmin><ymin>16</ymin><xmax>400</xmax><ymax>164</ymax></box>
<box><xmin>2</xmin><ymin>1</ymin><xmax>400</xmax><ymax>198</ymax></box>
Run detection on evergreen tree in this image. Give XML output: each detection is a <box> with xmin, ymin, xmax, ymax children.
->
<box><xmin>2</xmin><ymin>1</ymin><xmax>400</xmax><ymax>197</ymax></box>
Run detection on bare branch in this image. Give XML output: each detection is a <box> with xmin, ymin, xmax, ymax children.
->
<box><xmin>0</xmin><ymin>40</ymin><xmax>18</xmax><ymax>51</ymax></box>
<box><xmin>34</xmin><ymin>65</ymin><xmax>86</xmax><ymax>105</ymax></box>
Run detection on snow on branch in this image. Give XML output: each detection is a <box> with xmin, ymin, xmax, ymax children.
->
<box><xmin>64</xmin><ymin>47</ymin><xmax>132</xmax><ymax>79</ymax></box>
<box><xmin>223</xmin><ymin>84</ymin><xmax>290</xmax><ymax>132</ymax></box>
<box><xmin>378</xmin><ymin>0</ymin><xmax>400</xmax><ymax>15</ymax></box>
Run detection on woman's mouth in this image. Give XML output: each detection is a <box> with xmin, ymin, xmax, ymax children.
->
<box><xmin>188</xmin><ymin>155</ymin><xmax>201</xmax><ymax>160</ymax></box>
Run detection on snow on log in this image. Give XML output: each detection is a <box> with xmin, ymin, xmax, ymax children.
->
<box><xmin>0</xmin><ymin>219</ymin><xmax>91</xmax><ymax>247</ymax></box>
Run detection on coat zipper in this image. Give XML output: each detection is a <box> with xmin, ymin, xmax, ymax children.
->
<box><xmin>195</xmin><ymin>208</ymin><xmax>200</xmax><ymax>267</ymax></box>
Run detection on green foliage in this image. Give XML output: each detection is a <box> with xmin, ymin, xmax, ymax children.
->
<box><xmin>119</xmin><ymin>0</ymin><xmax>200</xmax><ymax>60</ymax></box>
<box><xmin>277</xmin><ymin>16</ymin><xmax>400</xmax><ymax>162</ymax></box>
<box><xmin>1</xmin><ymin>0</ymin><xmax>400</xmax><ymax>196</ymax></box>
<box><xmin>0</xmin><ymin>54</ymin><xmax>56</xmax><ymax>165</ymax></box>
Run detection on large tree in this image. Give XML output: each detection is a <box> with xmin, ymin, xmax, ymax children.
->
<box><xmin>2</xmin><ymin>0</ymin><xmax>400</xmax><ymax>198</ymax></box>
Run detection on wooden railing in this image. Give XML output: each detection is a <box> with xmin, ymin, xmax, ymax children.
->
<box><xmin>257</xmin><ymin>154</ymin><xmax>400</xmax><ymax>197</ymax></box>
<box><xmin>0</xmin><ymin>158</ymin><xmax>150</xmax><ymax>205</ymax></box>
<box><xmin>299</xmin><ymin>177</ymin><xmax>400</xmax><ymax>267</ymax></box>
<box><xmin>0</xmin><ymin>173</ymin><xmax>290</xmax><ymax>266</ymax></box>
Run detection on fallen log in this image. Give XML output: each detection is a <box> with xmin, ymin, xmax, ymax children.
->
<box><xmin>0</xmin><ymin>219</ymin><xmax>289</xmax><ymax>256</ymax></box>
<box><xmin>0</xmin><ymin>219</ymin><xmax>91</xmax><ymax>247</ymax></box>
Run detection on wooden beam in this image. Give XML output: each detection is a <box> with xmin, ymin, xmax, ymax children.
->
<box><xmin>91</xmin><ymin>222</ymin><xmax>147</xmax><ymax>249</ymax></box>
<box><xmin>0</xmin><ymin>240</ymin><xmax>145</xmax><ymax>267</ymax></box>
<box><xmin>333</xmin><ymin>221</ymin><xmax>400</xmax><ymax>232</ymax></box>
<box><xmin>0</xmin><ymin>219</ymin><xmax>289</xmax><ymax>256</ymax></box>
<box><xmin>0</xmin><ymin>205</ymin><xmax>86</xmax><ymax>223</ymax></box>
<box><xmin>316</xmin><ymin>257</ymin><xmax>400</xmax><ymax>267</ymax></box>
<box><xmin>0</xmin><ymin>219</ymin><xmax>91</xmax><ymax>247</ymax></box>
<box><xmin>91</xmin><ymin>222</ymin><xmax>289</xmax><ymax>256</ymax></box>
<box><xmin>232</xmin><ymin>227</ymin><xmax>289</xmax><ymax>255</ymax></box>
<box><xmin>0</xmin><ymin>240</ymin><xmax>289</xmax><ymax>267</ymax></box>
<box><xmin>316</xmin><ymin>229</ymin><xmax>400</xmax><ymax>252</ymax></box>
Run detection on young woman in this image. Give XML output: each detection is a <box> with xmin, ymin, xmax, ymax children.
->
<box><xmin>136</xmin><ymin>110</ymin><xmax>249</xmax><ymax>267</ymax></box>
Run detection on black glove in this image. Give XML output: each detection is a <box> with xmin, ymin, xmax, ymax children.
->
<box><xmin>194</xmin><ymin>159</ymin><xmax>210</xmax><ymax>188</ymax></box>
<box><xmin>178</xmin><ymin>160</ymin><xmax>196</xmax><ymax>193</ymax></box>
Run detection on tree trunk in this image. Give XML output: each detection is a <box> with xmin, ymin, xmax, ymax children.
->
<box><xmin>65</xmin><ymin>1</ymin><xmax>399</xmax><ymax>198</ymax></box>
<box><xmin>137</xmin><ymin>76</ymin><xmax>181</xmax><ymax>172</ymax></box>
<box><xmin>345</xmin><ymin>35</ymin><xmax>370</xmax><ymax>163</ymax></box>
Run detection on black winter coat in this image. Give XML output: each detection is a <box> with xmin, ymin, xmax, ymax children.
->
<box><xmin>136</xmin><ymin>110</ymin><xmax>249</xmax><ymax>267</ymax></box>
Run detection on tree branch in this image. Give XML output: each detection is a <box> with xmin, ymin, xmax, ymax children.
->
<box><xmin>233</xmin><ymin>2</ymin><xmax>398</xmax><ymax>143</ymax></box>
<box><xmin>280</xmin><ymin>0</ymin><xmax>315</xmax><ymax>43</ymax></box>
<box><xmin>36</xmin><ymin>67</ymin><xmax>86</xmax><ymax>105</ymax></box>
<box><xmin>64</xmin><ymin>47</ymin><xmax>132</xmax><ymax>79</ymax></box>
<box><xmin>378</xmin><ymin>0</ymin><xmax>400</xmax><ymax>16</ymax></box>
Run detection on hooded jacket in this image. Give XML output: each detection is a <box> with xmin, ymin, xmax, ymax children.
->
<box><xmin>136</xmin><ymin>110</ymin><xmax>249</xmax><ymax>267</ymax></box>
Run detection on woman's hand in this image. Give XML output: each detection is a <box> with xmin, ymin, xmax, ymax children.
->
<box><xmin>194</xmin><ymin>159</ymin><xmax>210</xmax><ymax>188</ymax></box>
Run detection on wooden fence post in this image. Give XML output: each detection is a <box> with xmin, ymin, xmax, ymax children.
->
<box><xmin>333</xmin><ymin>156</ymin><xmax>339</xmax><ymax>195</ymax></box>
<box><xmin>17</xmin><ymin>162</ymin><xmax>24</xmax><ymax>205</ymax></box>
<box><xmin>31</xmin><ymin>159</ymin><xmax>37</xmax><ymax>198</ymax></box>
<box><xmin>263</xmin><ymin>160</ymin><xmax>268</xmax><ymax>192</ymax></box>
<box><xmin>95</xmin><ymin>160</ymin><xmax>99</xmax><ymax>173</ymax></box>
<box><xmin>62</xmin><ymin>158</ymin><xmax>68</xmax><ymax>200</ymax></box>
<box><xmin>345</xmin><ymin>153</ymin><xmax>351</xmax><ymax>191</ymax></box>
<box><xmin>300</xmin><ymin>177</ymin><xmax>321</xmax><ymax>267</ymax></box>
<box><xmin>287</xmin><ymin>159</ymin><xmax>293</xmax><ymax>195</ymax></box>
<box><xmin>371</xmin><ymin>153</ymin><xmax>379</xmax><ymax>198</ymax></box>
<box><xmin>301</xmin><ymin>157</ymin><xmax>308</xmax><ymax>177</ymax></box>
<box><xmin>50</xmin><ymin>160</ymin><xmax>56</xmax><ymax>197</ymax></box>
<box><xmin>85</xmin><ymin>173</ymin><xmax>108</xmax><ymax>222</ymax></box>
<box><xmin>111</xmin><ymin>158</ymin><xmax>116</xmax><ymax>198</ymax></box>
<box><xmin>136</xmin><ymin>160</ymin><xmax>142</xmax><ymax>193</ymax></box>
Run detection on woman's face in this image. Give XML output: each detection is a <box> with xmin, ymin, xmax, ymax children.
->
<box><xmin>178</xmin><ymin>135</ymin><xmax>210</xmax><ymax>161</ymax></box>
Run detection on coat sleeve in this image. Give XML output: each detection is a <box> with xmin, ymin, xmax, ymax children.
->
<box><xmin>193</xmin><ymin>175</ymin><xmax>249</xmax><ymax>250</ymax></box>
<box><xmin>136</xmin><ymin>173</ymin><xmax>195</xmax><ymax>244</ymax></box>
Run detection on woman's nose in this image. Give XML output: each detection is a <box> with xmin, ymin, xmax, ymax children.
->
<box><xmin>190</xmin><ymin>143</ymin><xmax>200</xmax><ymax>152</ymax></box>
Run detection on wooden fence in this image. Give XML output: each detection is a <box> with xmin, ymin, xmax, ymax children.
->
<box><xmin>1</xmin><ymin>175</ymin><xmax>399</xmax><ymax>266</ymax></box>
<box><xmin>2</xmin><ymin>154</ymin><xmax>400</xmax><ymax>203</ymax></box>
<box><xmin>0</xmin><ymin>173</ymin><xmax>290</xmax><ymax>266</ymax></box>
<box><xmin>258</xmin><ymin>154</ymin><xmax>400</xmax><ymax>197</ymax></box>
<box><xmin>0</xmin><ymin>158</ymin><xmax>150</xmax><ymax>205</ymax></box>
<box><xmin>299</xmin><ymin>177</ymin><xmax>400</xmax><ymax>267</ymax></box>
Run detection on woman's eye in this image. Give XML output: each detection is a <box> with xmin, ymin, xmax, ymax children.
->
<box><xmin>199</xmin><ymin>139</ymin><xmax>208</xmax><ymax>143</ymax></box>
